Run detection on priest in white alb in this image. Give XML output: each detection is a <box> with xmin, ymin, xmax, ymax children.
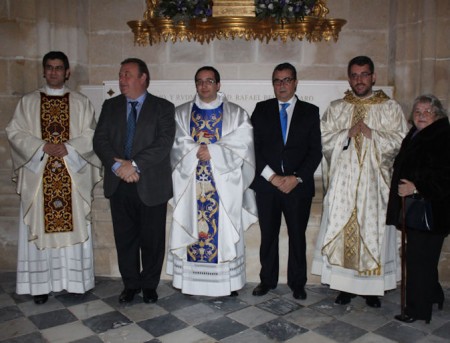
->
<box><xmin>312</xmin><ymin>56</ymin><xmax>408</xmax><ymax>307</ymax></box>
<box><xmin>167</xmin><ymin>66</ymin><xmax>258</xmax><ymax>296</ymax></box>
<box><xmin>6</xmin><ymin>51</ymin><xmax>101</xmax><ymax>305</ymax></box>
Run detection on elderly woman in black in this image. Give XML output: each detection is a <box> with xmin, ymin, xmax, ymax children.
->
<box><xmin>386</xmin><ymin>94</ymin><xmax>450</xmax><ymax>324</ymax></box>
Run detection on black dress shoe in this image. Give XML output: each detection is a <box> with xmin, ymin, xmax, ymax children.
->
<box><xmin>395</xmin><ymin>313</ymin><xmax>430</xmax><ymax>324</ymax></box>
<box><xmin>142</xmin><ymin>289</ymin><xmax>158</xmax><ymax>303</ymax></box>
<box><xmin>293</xmin><ymin>288</ymin><xmax>307</xmax><ymax>300</ymax></box>
<box><xmin>335</xmin><ymin>291</ymin><xmax>356</xmax><ymax>305</ymax></box>
<box><xmin>33</xmin><ymin>294</ymin><xmax>48</xmax><ymax>305</ymax></box>
<box><xmin>252</xmin><ymin>283</ymin><xmax>274</xmax><ymax>296</ymax></box>
<box><xmin>395</xmin><ymin>314</ymin><xmax>416</xmax><ymax>323</ymax></box>
<box><xmin>119</xmin><ymin>288</ymin><xmax>140</xmax><ymax>303</ymax></box>
<box><xmin>365</xmin><ymin>296</ymin><xmax>381</xmax><ymax>308</ymax></box>
<box><xmin>230</xmin><ymin>291</ymin><xmax>238</xmax><ymax>297</ymax></box>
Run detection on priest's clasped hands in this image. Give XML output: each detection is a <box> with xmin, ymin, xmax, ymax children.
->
<box><xmin>349</xmin><ymin>119</ymin><xmax>372</xmax><ymax>139</ymax></box>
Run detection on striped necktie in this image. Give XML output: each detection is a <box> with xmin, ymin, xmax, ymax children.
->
<box><xmin>124</xmin><ymin>101</ymin><xmax>138</xmax><ymax>159</ymax></box>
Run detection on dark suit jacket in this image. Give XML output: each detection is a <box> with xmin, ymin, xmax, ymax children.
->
<box><xmin>251</xmin><ymin>97</ymin><xmax>322</xmax><ymax>198</ymax></box>
<box><xmin>93</xmin><ymin>92</ymin><xmax>175</xmax><ymax>206</ymax></box>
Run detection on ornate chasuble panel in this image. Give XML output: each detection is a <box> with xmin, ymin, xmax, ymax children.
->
<box><xmin>40</xmin><ymin>93</ymin><xmax>73</xmax><ymax>234</ymax></box>
<box><xmin>187</xmin><ymin>103</ymin><xmax>223</xmax><ymax>263</ymax></box>
<box><xmin>338</xmin><ymin>90</ymin><xmax>389</xmax><ymax>275</ymax></box>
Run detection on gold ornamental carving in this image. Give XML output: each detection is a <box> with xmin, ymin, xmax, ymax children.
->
<box><xmin>213</xmin><ymin>0</ymin><xmax>255</xmax><ymax>17</ymax></box>
<box><xmin>128</xmin><ymin>0</ymin><xmax>346</xmax><ymax>45</ymax></box>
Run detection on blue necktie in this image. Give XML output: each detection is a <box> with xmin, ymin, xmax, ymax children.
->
<box><xmin>280</xmin><ymin>103</ymin><xmax>290</xmax><ymax>144</ymax></box>
<box><xmin>124</xmin><ymin>101</ymin><xmax>138</xmax><ymax>159</ymax></box>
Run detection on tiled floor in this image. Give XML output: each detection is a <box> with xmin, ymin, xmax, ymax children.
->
<box><xmin>0</xmin><ymin>272</ymin><xmax>449</xmax><ymax>343</ymax></box>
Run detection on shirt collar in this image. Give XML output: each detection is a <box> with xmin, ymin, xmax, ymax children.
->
<box><xmin>278</xmin><ymin>95</ymin><xmax>297</xmax><ymax>108</ymax></box>
<box><xmin>45</xmin><ymin>85</ymin><xmax>67</xmax><ymax>96</ymax></box>
<box><xmin>194</xmin><ymin>92</ymin><xmax>224</xmax><ymax>109</ymax></box>
<box><xmin>127</xmin><ymin>92</ymin><xmax>147</xmax><ymax>107</ymax></box>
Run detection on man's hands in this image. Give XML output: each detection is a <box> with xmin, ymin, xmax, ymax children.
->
<box><xmin>43</xmin><ymin>143</ymin><xmax>68</xmax><ymax>157</ymax></box>
<box><xmin>197</xmin><ymin>145</ymin><xmax>211</xmax><ymax>161</ymax></box>
<box><xmin>349</xmin><ymin>119</ymin><xmax>372</xmax><ymax>139</ymax></box>
<box><xmin>270</xmin><ymin>175</ymin><xmax>299</xmax><ymax>194</ymax></box>
<box><xmin>114</xmin><ymin>158</ymin><xmax>140</xmax><ymax>183</ymax></box>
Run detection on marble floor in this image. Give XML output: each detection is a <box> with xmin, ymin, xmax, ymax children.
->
<box><xmin>0</xmin><ymin>272</ymin><xmax>449</xmax><ymax>343</ymax></box>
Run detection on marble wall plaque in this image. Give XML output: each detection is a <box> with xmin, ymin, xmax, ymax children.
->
<box><xmin>83</xmin><ymin>80</ymin><xmax>393</xmax><ymax>120</ymax></box>
<box><xmin>80</xmin><ymin>80</ymin><xmax>394</xmax><ymax>177</ymax></box>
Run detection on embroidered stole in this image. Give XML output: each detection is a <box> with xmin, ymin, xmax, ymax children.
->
<box><xmin>40</xmin><ymin>93</ymin><xmax>73</xmax><ymax>233</ymax></box>
<box><xmin>187</xmin><ymin>103</ymin><xmax>223</xmax><ymax>263</ymax></box>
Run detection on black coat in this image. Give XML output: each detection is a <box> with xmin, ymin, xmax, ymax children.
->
<box><xmin>93</xmin><ymin>92</ymin><xmax>175</xmax><ymax>206</ymax></box>
<box><xmin>250</xmin><ymin>97</ymin><xmax>322</xmax><ymax>198</ymax></box>
<box><xmin>386</xmin><ymin>117</ymin><xmax>450</xmax><ymax>235</ymax></box>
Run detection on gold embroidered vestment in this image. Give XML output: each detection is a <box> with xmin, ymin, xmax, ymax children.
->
<box><xmin>40</xmin><ymin>93</ymin><xmax>73</xmax><ymax>233</ymax></box>
<box><xmin>340</xmin><ymin>90</ymin><xmax>390</xmax><ymax>275</ymax></box>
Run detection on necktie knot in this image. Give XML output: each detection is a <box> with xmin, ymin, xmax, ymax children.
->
<box><xmin>129</xmin><ymin>101</ymin><xmax>138</xmax><ymax>117</ymax></box>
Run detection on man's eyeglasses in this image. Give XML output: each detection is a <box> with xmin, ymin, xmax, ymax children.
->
<box><xmin>195</xmin><ymin>79</ymin><xmax>216</xmax><ymax>86</ymax></box>
<box><xmin>45</xmin><ymin>65</ymin><xmax>66</xmax><ymax>72</ymax></box>
<box><xmin>273</xmin><ymin>77</ymin><xmax>295</xmax><ymax>86</ymax></box>
<box><xmin>413</xmin><ymin>109</ymin><xmax>434</xmax><ymax>118</ymax></box>
<box><xmin>349</xmin><ymin>72</ymin><xmax>372</xmax><ymax>80</ymax></box>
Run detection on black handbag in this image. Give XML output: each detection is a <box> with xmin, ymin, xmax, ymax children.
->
<box><xmin>403</xmin><ymin>195</ymin><xmax>434</xmax><ymax>231</ymax></box>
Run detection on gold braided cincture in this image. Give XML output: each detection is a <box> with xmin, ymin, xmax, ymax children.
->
<box><xmin>40</xmin><ymin>93</ymin><xmax>73</xmax><ymax>234</ymax></box>
<box><xmin>128</xmin><ymin>0</ymin><xmax>346</xmax><ymax>45</ymax></box>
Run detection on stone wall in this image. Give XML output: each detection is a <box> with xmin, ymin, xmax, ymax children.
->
<box><xmin>0</xmin><ymin>0</ymin><xmax>449</xmax><ymax>286</ymax></box>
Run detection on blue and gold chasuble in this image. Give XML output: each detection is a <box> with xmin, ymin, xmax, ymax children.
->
<box><xmin>188</xmin><ymin>103</ymin><xmax>223</xmax><ymax>263</ymax></box>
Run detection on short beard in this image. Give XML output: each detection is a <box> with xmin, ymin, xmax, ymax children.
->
<box><xmin>352</xmin><ymin>85</ymin><xmax>372</xmax><ymax>98</ymax></box>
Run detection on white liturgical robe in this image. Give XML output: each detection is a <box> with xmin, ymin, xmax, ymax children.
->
<box><xmin>312</xmin><ymin>90</ymin><xmax>408</xmax><ymax>296</ymax></box>
<box><xmin>167</xmin><ymin>93</ymin><xmax>258</xmax><ymax>296</ymax></box>
<box><xmin>6</xmin><ymin>86</ymin><xmax>101</xmax><ymax>296</ymax></box>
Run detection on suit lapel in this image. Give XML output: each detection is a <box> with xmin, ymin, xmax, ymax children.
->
<box><xmin>117</xmin><ymin>96</ymin><xmax>128</xmax><ymax>154</ymax></box>
<box><xmin>286</xmin><ymin>98</ymin><xmax>302</xmax><ymax>145</ymax></box>
<box><xmin>270</xmin><ymin>99</ymin><xmax>284</xmax><ymax>145</ymax></box>
<box><xmin>134</xmin><ymin>92</ymin><xmax>151</xmax><ymax>136</ymax></box>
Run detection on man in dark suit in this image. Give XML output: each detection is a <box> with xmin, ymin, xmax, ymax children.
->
<box><xmin>93</xmin><ymin>58</ymin><xmax>175</xmax><ymax>304</ymax></box>
<box><xmin>251</xmin><ymin>62</ymin><xmax>322</xmax><ymax>300</ymax></box>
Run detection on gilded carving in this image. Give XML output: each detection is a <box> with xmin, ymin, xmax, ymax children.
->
<box><xmin>213</xmin><ymin>0</ymin><xmax>255</xmax><ymax>17</ymax></box>
<box><xmin>129</xmin><ymin>0</ymin><xmax>346</xmax><ymax>45</ymax></box>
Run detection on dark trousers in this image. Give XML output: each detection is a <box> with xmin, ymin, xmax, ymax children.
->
<box><xmin>405</xmin><ymin>229</ymin><xmax>445</xmax><ymax>321</ymax></box>
<box><xmin>110</xmin><ymin>182</ymin><xmax>167</xmax><ymax>290</ymax></box>
<box><xmin>256</xmin><ymin>190</ymin><xmax>312</xmax><ymax>291</ymax></box>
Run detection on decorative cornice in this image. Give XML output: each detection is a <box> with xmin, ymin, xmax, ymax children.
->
<box><xmin>128</xmin><ymin>0</ymin><xmax>346</xmax><ymax>45</ymax></box>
